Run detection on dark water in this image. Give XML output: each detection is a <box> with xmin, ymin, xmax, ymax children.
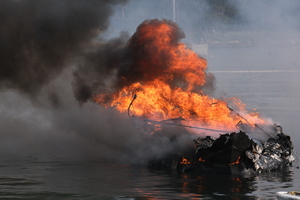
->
<box><xmin>1</xmin><ymin>47</ymin><xmax>300</xmax><ymax>199</ymax></box>
<box><xmin>0</xmin><ymin>159</ymin><xmax>297</xmax><ymax>200</ymax></box>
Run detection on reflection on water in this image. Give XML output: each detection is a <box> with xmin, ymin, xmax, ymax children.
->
<box><xmin>177</xmin><ymin>174</ymin><xmax>257</xmax><ymax>199</ymax></box>
<box><xmin>0</xmin><ymin>160</ymin><xmax>295</xmax><ymax>200</ymax></box>
<box><xmin>140</xmin><ymin>167</ymin><xmax>293</xmax><ymax>200</ymax></box>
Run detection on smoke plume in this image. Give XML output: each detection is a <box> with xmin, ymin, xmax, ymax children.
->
<box><xmin>0</xmin><ymin>0</ymin><xmax>127</xmax><ymax>97</ymax></box>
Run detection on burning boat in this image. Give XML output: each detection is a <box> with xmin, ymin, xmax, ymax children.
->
<box><xmin>140</xmin><ymin>112</ymin><xmax>294</xmax><ymax>175</ymax></box>
<box><xmin>152</xmin><ymin>129</ymin><xmax>294</xmax><ymax>175</ymax></box>
<box><xmin>92</xmin><ymin>19</ymin><xmax>295</xmax><ymax>174</ymax></box>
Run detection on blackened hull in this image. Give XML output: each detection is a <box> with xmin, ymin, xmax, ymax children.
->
<box><xmin>195</xmin><ymin>131</ymin><xmax>253</xmax><ymax>166</ymax></box>
<box><xmin>179</xmin><ymin>131</ymin><xmax>256</xmax><ymax>175</ymax></box>
<box><xmin>148</xmin><ymin>131</ymin><xmax>294</xmax><ymax>175</ymax></box>
<box><xmin>180</xmin><ymin>162</ymin><xmax>255</xmax><ymax>175</ymax></box>
<box><xmin>149</xmin><ymin>155</ymin><xmax>255</xmax><ymax>175</ymax></box>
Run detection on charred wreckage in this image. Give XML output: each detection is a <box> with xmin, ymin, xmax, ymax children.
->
<box><xmin>128</xmin><ymin>97</ymin><xmax>295</xmax><ymax>175</ymax></box>
<box><xmin>147</xmin><ymin>121</ymin><xmax>294</xmax><ymax>175</ymax></box>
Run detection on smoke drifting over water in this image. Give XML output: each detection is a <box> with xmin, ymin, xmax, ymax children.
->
<box><xmin>0</xmin><ymin>1</ymin><xmax>193</xmax><ymax>163</ymax></box>
<box><xmin>1</xmin><ymin>0</ymin><xmax>300</xmax><ymax>162</ymax></box>
<box><xmin>0</xmin><ymin>0</ymin><xmax>148</xmax><ymax>162</ymax></box>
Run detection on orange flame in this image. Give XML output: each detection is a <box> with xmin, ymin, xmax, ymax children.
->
<box><xmin>180</xmin><ymin>157</ymin><xmax>191</xmax><ymax>165</ymax></box>
<box><xmin>93</xmin><ymin>19</ymin><xmax>269</xmax><ymax>134</ymax></box>
<box><xmin>229</xmin><ymin>156</ymin><xmax>241</xmax><ymax>165</ymax></box>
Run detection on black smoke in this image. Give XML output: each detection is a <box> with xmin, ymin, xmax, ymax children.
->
<box><xmin>0</xmin><ymin>0</ymin><xmax>128</xmax><ymax>97</ymax></box>
<box><xmin>72</xmin><ymin>31</ymin><xmax>130</xmax><ymax>103</ymax></box>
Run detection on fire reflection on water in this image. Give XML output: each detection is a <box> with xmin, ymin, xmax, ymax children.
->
<box><xmin>121</xmin><ymin>164</ymin><xmax>294</xmax><ymax>200</ymax></box>
<box><xmin>174</xmin><ymin>169</ymin><xmax>293</xmax><ymax>199</ymax></box>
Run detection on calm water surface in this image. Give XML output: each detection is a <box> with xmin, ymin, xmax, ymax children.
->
<box><xmin>2</xmin><ymin>52</ymin><xmax>300</xmax><ymax>199</ymax></box>
<box><xmin>0</xmin><ymin>159</ymin><xmax>298</xmax><ymax>200</ymax></box>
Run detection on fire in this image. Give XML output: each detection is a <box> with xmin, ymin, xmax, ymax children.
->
<box><xmin>93</xmin><ymin>19</ymin><xmax>269</xmax><ymax>134</ymax></box>
<box><xmin>229</xmin><ymin>156</ymin><xmax>241</xmax><ymax>165</ymax></box>
<box><xmin>180</xmin><ymin>157</ymin><xmax>191</xmax><ymax>165</ymax></box>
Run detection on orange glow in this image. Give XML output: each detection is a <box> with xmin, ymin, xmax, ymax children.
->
<box><xmin>229</xmin><ymin>156</ymin><xmax>241</xmax><ymax>165</ymax></box>
<box><xmin>180</xmin><ymin>157</ymin><xmax>191</xmax><ymax>165</ymax></box>
<box><xmin>93</xmin><ymin>20</ymin><xmax>269</xmax><ymax>135</ymax></box>
<box><xmin>198</xmin><ymin>157</ymin><xmax>206</xmax><ymax>162</ymax></box>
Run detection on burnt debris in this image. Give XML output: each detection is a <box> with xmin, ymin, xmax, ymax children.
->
<box><xmin>148</xmin><ymin>128</ymin><xmax>294</xmax><ymax>175</ymax></box>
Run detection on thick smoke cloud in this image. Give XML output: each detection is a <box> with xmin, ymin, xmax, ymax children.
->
<box><xmin>0</xmin><ymin>0</ymin><xmax>127</xmax><ymax>96</ymax></box>
<box><xmin>0</xmin><ymin>87</ymin><xmax>192</xmax><ymax>163</ymax></box>
<box><xmin>72</xmin><ymin>31</ymin><xmax>130</xmax><ymax>103</ymax></box>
